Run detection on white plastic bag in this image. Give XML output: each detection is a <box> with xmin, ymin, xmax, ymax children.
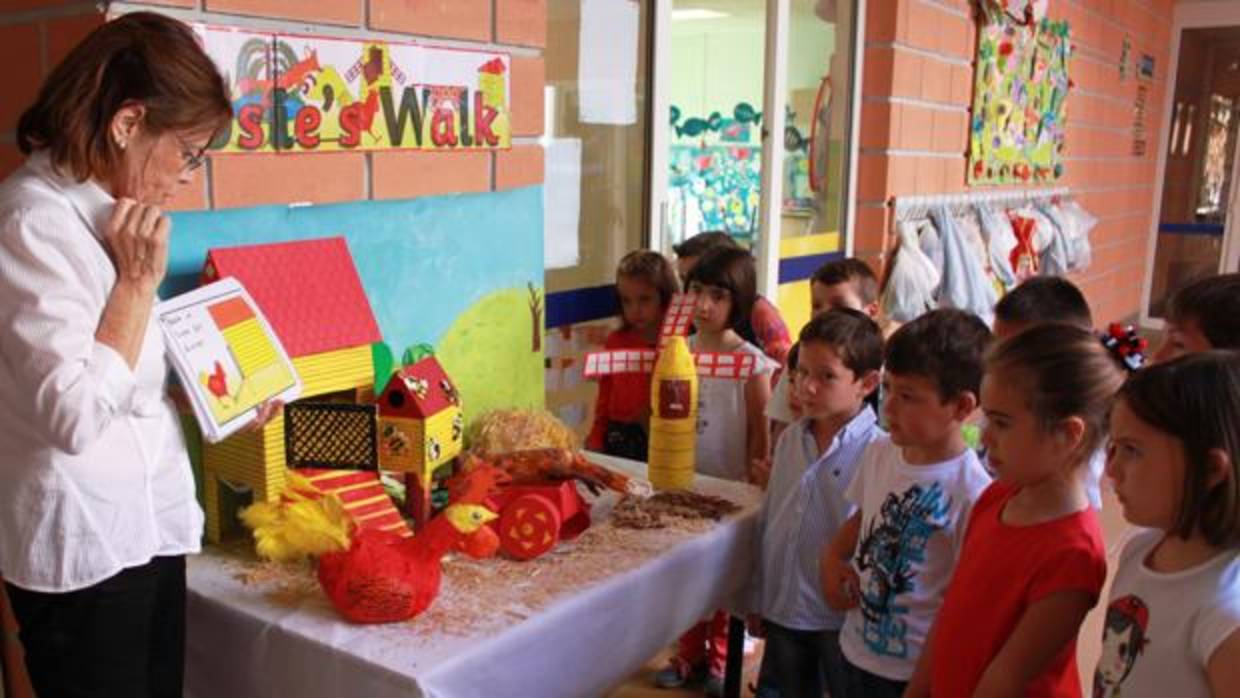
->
<box><xmin>1036</xmin><ymin>202</ymin><xmax>1072</xmax><ymax>277</ymax></box>
<box><xmin>977</xmin><ymin>205</ymin><xmax>1019</xmax><ymax>290</ymax></box>
<box><xmin>881</xmin><ymin>220</ymin><xmax>941</xmax><ymax>323</ymax></box>
<box><xmin>931</xmin><ymin>205</ymin><xmax>997</xmax><ymax>324</ymax></box>
<box><xmin>919</xmin><ymin>218</ymin><xmax>944</xmax><ymax>272</ymax></box>
<box><xmin>1058</xmin><ymin>199</ymin><xmax>1096</xmax><ymax>272</ymax></box>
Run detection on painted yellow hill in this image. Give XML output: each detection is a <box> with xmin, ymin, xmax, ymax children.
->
<box><xmin>436</xmin><ymin>286</ymin><xmax>544</xmax><ymax>422</ymax></box>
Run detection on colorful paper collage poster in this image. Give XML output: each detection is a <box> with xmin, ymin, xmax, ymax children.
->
<box><xmin>967</xmin><ymin>12</ymin><xmax>1071</xmax><ymax>185</ymax></box>
<box><xmin>194</xmin><ymin>25</ymin><xmax>511</xmax><ymax>154</ymax></box>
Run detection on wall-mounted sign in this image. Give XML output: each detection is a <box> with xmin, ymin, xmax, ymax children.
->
<box><xmin>195</xmin><ymin>26</ymin><xmax>511</xmax><ymax>154</ymax></box>
<box><xmin>1138</xmin><ymin>54</ymin><xmax>1155</xmax><ymax>81</ymax></box>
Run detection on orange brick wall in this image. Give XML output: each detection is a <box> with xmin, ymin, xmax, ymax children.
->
<box><xmin>857</xmin><ymin>0</ymin><xmax>1175</xmax><ymax>325</ymax></box>
<box><xmin>0</xmin><ymin>2</ymin><xmax>104</xmax><ymax>173</ymax></box>
<box><xmin>0</xmin><ymin>1</ymin><xmax>547</xmax><ymax>210</ymax></box>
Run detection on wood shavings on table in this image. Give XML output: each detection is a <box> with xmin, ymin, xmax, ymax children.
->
<box><xmin>610</xmin><ymin>491</ymin><xmax>742</xmax><ymax>529</ymax></box>
<box><xmin>220</xmin><ymin>483</ymin><xmax>756</xmax><ymax>646</ymax></box>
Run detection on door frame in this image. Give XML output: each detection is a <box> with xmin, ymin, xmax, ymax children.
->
<box><xmin>648</xmin><ymin>0</ymin><xmax>867</xmax><ymax>301</ymax></box>
<box><xmin>1140</xmin><ymin>0</ymin><xmax>1240</xmax><ymax>328</ymax></box>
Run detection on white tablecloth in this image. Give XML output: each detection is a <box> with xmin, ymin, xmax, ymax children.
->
<box><xmin>185</xmin><ymin>454</ymin><xmax>762</xmax><ymax>698</ymax></box>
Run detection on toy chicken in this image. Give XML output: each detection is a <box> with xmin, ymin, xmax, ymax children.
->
<box><xmin>316</xmin><ymin>503</ymin><xmax>496</xmax><ymax>624</ymax></box>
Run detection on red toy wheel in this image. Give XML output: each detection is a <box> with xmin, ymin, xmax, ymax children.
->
<box><xmin>497</xmin><ymin>493</ymin><xmax>561</xmax><ymax>561</ymax></box>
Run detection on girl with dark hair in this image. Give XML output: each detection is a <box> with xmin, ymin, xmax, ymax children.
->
<box><xmin>0</xmin><ymin>12</ymin><xmax>277</xmax><ymax>696</ymax></box>
<box><xmin>1097</xmin><ymin>351</ymin><xmax>1240</xmax><ymax>697</ymax></box>
<box><xmin>653</xmin><ymin>246</ymin><xmax>776</xmax><ymax>695</ymax></box>
<box><xmin>586</xmin><ymin>250</ymin><xmax>679</xmax><ymax>460</ymax></box>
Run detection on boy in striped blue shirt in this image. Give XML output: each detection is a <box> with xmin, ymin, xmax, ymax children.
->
<box><xmin>747</xmin><ymin>309</ymin><xmax>885</xmax><ymax>698</ymax></box>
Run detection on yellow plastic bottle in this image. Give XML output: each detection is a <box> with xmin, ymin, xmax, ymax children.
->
<box><xmin>647</xmin><ymin>335</ymin><xmax>698</xmax><ymax>490</ymax></box>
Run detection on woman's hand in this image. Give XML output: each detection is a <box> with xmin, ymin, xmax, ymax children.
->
<box><xmin>105</xmin><ymin>198</ymin><xmax>169</xmax><ymax>291</ymax></box>
<box><xmin>820</xmin><ymin>554</ymin><xmax>861</xmax><ymax>611</ymax></box>
<box><xmin>243</xmin><ymin>400</ymin><xmax>284</xmax><ymax>433</ymax></box>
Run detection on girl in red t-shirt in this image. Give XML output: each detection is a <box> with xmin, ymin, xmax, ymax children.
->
<box><xmin>905</xmin><ymin>324</ymin><xmax>1133</xmax><ymax>698</ymax></box>
<box><xmin>586</xmin><ymin>250</ymin><xmax>679</xmax><ymax>461</ymax></box>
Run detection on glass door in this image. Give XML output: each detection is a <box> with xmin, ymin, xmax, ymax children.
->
<box><xmin>651</xmin><ymin>0</ymin><xmax>860</xmax><ymax>304</ymax></box>
<box><xmin>1144</xmin><ymin>25</ymin><xmax>1240</xmax><ymax>321</ymax></box>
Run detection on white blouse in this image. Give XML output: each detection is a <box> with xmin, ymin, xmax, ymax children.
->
<box><xmin>0</xmin><ymin>152</ymin><xmax>202</xmax><ymax>592</ymax></box>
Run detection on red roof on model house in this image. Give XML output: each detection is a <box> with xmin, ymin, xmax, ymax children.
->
<box><xmin>379</xmin><ymin>358</ymin><xmax>460</xmax><ymax>419</ymax></box>
<box><xmin>201</xmin><ymin>237</ymin><xmax>382</xmax><ymax>358</ymax></box>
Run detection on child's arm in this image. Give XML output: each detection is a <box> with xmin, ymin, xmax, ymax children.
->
<box><xmin>586</xmin><ymin>374</ymin><xmax>612</xmax><ymax>451</ymax></box>
<box><xmin>820</xmin><ymin>511</ymin><xmax>862</xmax><ymax>611</ymax></box>
<box><xmin>1207</xmin><ymin>629</ymin><xmax>1240</xmax><ymax>698</ymax></box>
<box><xmin>744</xmin><ymin>371</ymin><xmax>772</xmax><ymax>484</ymax></box>
<box><xmin>972</xmin><ymin>590</ymin><xmax>1095</xmax><ymax>697</ymax></box>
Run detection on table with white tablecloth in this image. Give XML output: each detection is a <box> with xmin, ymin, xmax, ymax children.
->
<box><xmin>184</xmin><ymin>454</ymin><xmax>762</xmax><ymax>698</ymax></box>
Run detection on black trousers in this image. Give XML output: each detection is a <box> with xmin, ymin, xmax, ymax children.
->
<box><xmin>5</xmin><ymin>555</ymin><xmax>186</xmax><ymax>698</ymax></box>
<box><xmin>754</xmin><ymin>622</ymin><xmax>848</xmax><ymax>698</ymax></box>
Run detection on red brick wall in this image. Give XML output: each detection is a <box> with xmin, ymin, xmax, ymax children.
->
<box><xmin>0</xmin><ymin>1</ymin><xmax>547</xmax><ymax>211</ymax></box>
<box><xmin>857</xmin><ymin>0</ymin><xmax>1175</xmax><ymax>324</ymax></box>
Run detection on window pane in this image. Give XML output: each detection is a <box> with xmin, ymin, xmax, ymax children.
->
<box><xmin>545</xmin><ymin>1</ymin><xmax>651</xmax><ymax>295</ymax></box>
<box><xmin>667</xmin><ymin>0</ymin><xmax>766</xmax><ymax>247</ymax></box>
<box><xmin>782</xmin><ymin>0</ymin><xmax>854</xmax><ymax>242</ymax></box>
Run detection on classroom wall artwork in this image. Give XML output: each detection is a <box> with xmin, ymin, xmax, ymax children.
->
<box><xmin>165</xmin><ymin>186</ymin><xmax>545</xmax><ymax>418</ymax></box>
<box><xmin>666</xmin><ymin>102</ymin><xmax>813</xmax><ymax>243</ymax></box>
<box><xmin>967</xmin><ymin>1</ymin><xmax>1072</xmax><ymax>185</ymax></box>
<box><xmin>194</xmin><ymin>25</ymin><xmax>511</xmax><ymax>154</ymax></box>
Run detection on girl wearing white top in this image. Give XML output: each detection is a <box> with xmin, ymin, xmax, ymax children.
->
<box><xmin>1098</xmin><ymin>352</ymin><xmax>1240</xmax><ymax>697</ymax></box>
<box><xmin>653</xmin><ymin>245</ymin><xmax>773</xmax><ymax>695</ymax></box>
<box><xmin>0</xmin><ymin>13</ymin><xmax>275</xmax><ymax>697</ymax></box>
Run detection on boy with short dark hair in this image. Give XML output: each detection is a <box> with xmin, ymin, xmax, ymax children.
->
<box><xmin>992</xmin><ymin>276</ymin><xmax>1092</xmax><ymax>340</ymax></box>
<box><xmin>1154</xmin><ymin>272</ymin><xmax>1240</xmax><ymax>362</ymax></box>
<box><xmin>810</xmin><ymin>258</ymin><xmax>881</xmax><ymax>319</ymax></box>
<box><xmin>769</xmin><ymin>258</ymin><xmax>884</xmax><ymax>440</ymax></box>
<box><xmin>821</xmin><ymin>309</ymin><xmax>993</xmax><ymax>698</ymax></box>
<box><xmin>749</xmin><ymin>309</ymin><xmax>885</xmax><ymax>698</ymax></box>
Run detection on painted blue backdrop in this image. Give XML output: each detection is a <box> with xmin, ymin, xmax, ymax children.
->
<box><xmin>166</xmin><ymin>185</ymin><xmax>545</xmax><ymax>413</ymax></box>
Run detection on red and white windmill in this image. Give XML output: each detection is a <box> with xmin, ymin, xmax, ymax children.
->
<box><xmin>582</xmin><ymin>293</ymin><xmax>757</xmax><ymax>381</ymax></box>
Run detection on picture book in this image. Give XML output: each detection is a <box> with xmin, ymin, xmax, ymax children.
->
<box><xmin>157</xmin><ymin>277</ymin><xmax>302</xmax><ymax>443</ymax></box>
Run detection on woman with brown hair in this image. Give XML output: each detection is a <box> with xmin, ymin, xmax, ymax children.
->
<box><xmin>0</xmin><ymin>12</ymin><xmax>273</xmax><ymax>696</ymax></box>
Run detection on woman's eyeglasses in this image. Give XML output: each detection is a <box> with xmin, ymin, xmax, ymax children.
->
<box><xmin>175</xmin><ymin>135</ymin><xmax>208</xmax><ymax>173</ymax></box>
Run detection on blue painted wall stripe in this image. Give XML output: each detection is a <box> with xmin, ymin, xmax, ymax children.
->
<box><xmin>1159</xmin><ymin>222</ymin><xmax>1225</xmax><ymax>236</ymax></box>
<box><xmin>546</xmin><ymin>283</ymin><xmax>618</xmax><ymax>328</ymax></box>
<box><xmin>779</xmin><ymin>251</ymin><xmax>844</xmax><ymax>283</ymax></box>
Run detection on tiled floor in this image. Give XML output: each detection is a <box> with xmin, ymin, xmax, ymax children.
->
<box><xmin>609</xmin><ymin>486</ymin><xmax>1136</xmax><ymax>697</ymax></box>
<box><xmin>607</xmin><ymin>645</ymin><xmax>763</xmax><ymax>698</ymax></box>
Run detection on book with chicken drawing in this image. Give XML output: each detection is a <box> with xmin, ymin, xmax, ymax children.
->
<box><xmin>156</xmin><ymin>277</ymin><xmax>302</xmax><ymax>443</ymax></box>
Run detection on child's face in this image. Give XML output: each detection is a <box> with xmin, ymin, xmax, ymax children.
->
<box><xmin>689</xmin><ymin>281</ymin><xmax>732</xmax><ymax>334</ymax></box>
<box><xmin>794</xmin><ymin>341</ymin><xmax>873</xmax><ymax>421</ymax></box>
<box><xmin>979</xmin><ymin>368</ymin><xmax>1068</xmax><ymax>486</ymax></box>
<box><xmin>881</xmin><ymin>372</ymin><xmax>968</xmax><ymax>450</ymax></box>
<box><xmin>1152</xmin><ymin>318</ymin><xmax>1212</xmax><ymax>364</ymax></box>
<box><xmin>617</xmin><ymin>275</ymin><xmax>662</xmax><ymax>334</ymax></box>
<box><xmin>1105</xmin><ymin>400</ymin><xmax>1186</xmax><ymax>530</ymax></box>
<box><xmin>811</xmin><ymin>280</ymin><xmax>867</xmax><ymax>317</ymax></box>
